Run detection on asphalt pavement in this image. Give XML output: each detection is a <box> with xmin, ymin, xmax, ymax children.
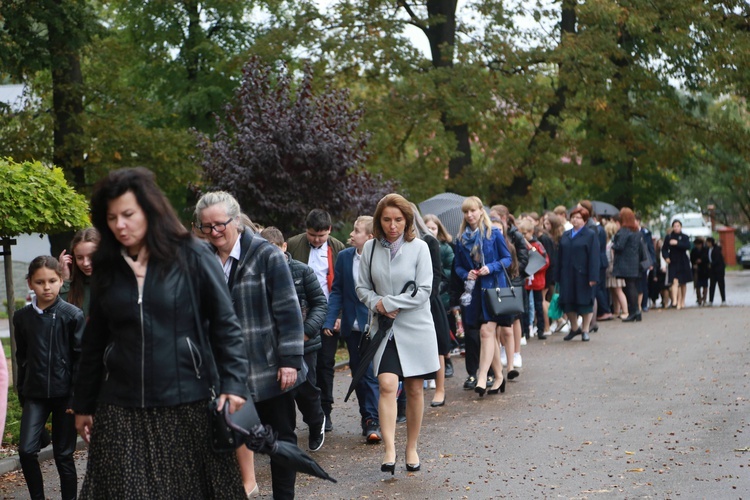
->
<box><xmin>2</xmin><ymin>273</ymin><xmax>750</xmax><ymax>498</ymax></box>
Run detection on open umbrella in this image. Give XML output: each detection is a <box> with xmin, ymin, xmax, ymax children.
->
<box><xmin>418</xmin><ymin>193</ymin><xmax>467</xmax><ymax>240</ymax></box>
<box><xmin>344</xmin><ymin>281</ymin><xmax>418</xmax><ymax>403</ymax></box>
<box><xmin>591</xmin><ymin>200</ymin><xmax>619</xmax><ymax>218</ymax></box>
<box><xmin>221</xmin><ymin>402</ymin><xmax>337</xmax><ymax>483</ymax></box>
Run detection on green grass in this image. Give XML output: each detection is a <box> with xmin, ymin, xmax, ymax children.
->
<box><xmin>2</xmin><ymin>392</ymin><xmax>22</xmax><ymax>449</ymax></box>
<box><xmin>2</xmin><ymin>337</ymin><xmax>9</xmax><ymax>359</ymax></box>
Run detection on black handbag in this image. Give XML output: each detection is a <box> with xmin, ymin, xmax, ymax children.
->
<box><xmin>639</xmin><ymin>237</ymin><xmax>653</xmax><ymax>272</ymax></box>
<box><xmin>185</xmin><ymin>270</ymin><xmax>253</xmax><ymax>453</ymax></box>
<box><xmin>483</xmin><ymin>265</ymin><xmax>524</xmax><ymax>317</ymax></box>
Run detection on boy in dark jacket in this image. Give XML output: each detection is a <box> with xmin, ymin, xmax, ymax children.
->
<box><xmin>261</xmin><ymin>227</ymin><xmax>329</xmax><ymax>452</ymax></box>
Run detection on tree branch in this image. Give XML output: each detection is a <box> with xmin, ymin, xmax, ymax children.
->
<box><xmin>397</xmin><ymin>0</ymin><xmax>427</xmax><ymax>33</ymax></box>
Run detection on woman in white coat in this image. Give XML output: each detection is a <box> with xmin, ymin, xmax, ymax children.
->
<box><xmin>357</xmin><ymin>194</ymin><xmax>439</xmax><ymax>475</ymax></box>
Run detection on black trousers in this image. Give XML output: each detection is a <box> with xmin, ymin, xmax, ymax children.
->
<box><xmin>316</xmin><ymin>330</ymin><xmax>339</xmax><ymax>417</ymax></box>
<box><xmin>596</xmin><ymin>266</ymin><xmax>612</xmax><ymax>313</ymax></box>
<box><xmin>463</xmin><ymin>327</ymin><xmax>481</xmax><ymax>378</ymax></box>
<box><xmin>256</xmin><ymin>392</ymin><xmax>298</xmax><ymax>500</ymax></box>
<box><xmin>623</xmin><ymin>277</ymin><xmax>640</xmax><ymax>317</ymax></box>
<box><xmin>709</xmin><ymin>273</ymin><xmax>726</xmax><ymax>303</ymax></box>
<box><xmin>19</xmin><ymin>397</ymin><xmax>77</xmax><ymax>500</ymax></box>
<box><xmin>293</xmin><ymin>351</ymin><xmax>325</xmax><ymax>429</ymax></box>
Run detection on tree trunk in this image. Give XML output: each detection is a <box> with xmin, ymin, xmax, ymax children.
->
<box><xmin>48</xmin><ymin>0</ymin><xmax>85</xmax><ymax>256</ymax></box>
<box><xmin>497</xmin><ymin>0</ymin><xmax>577</xmax><ymax>207</ymax></box>
<box><xmin>425</xmin><ymin>0</ymin><xmax>472</xmax><ymax>183</ymax></box>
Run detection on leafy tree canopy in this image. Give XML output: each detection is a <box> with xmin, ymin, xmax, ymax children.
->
<box><xmin>0</xmin><ymin>157</ymin><xmax>90</xmax><ymax>238</ymax></box>
<box><xmin>196</xmin><ymin>58</ymin><xmax>395</xmax><ymax>233</ymax></box>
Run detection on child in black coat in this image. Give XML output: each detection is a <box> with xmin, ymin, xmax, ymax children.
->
<box><xmin>14</xmin><ymin>256</ymin><xmax>85</xmax><ymax>500</ymax></box>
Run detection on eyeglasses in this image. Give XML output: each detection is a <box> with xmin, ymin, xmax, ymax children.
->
<box><xmin>196</xmin><ymin>218</ymin><xmax>234</xmax><ymax>235</ymax></box>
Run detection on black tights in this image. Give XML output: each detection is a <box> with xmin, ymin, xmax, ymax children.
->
<box><xmin>623</xmin><ymin>277</ymin><xmax>640</xmax><ymax>317</ymax></box>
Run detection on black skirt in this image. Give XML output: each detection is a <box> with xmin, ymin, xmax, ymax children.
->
<box><xmin>377</xmin><ymin>337</ymin><xmax>437</xmax><ymax>381</ymax></box>
<box><xmin>79</xmin><ymin>401</ymin><xmax>245</xmax><ymax>499</ymax></box>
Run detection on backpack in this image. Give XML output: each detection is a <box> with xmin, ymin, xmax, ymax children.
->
<box><xmin>524</xmin><ymin>241</ymin><xmax>549</xmax><ymax>291</ymax></box>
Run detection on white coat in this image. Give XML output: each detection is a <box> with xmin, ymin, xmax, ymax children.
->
<box><xmin>356</xmin><ymin>238</ymin><xmax>440</xmax><ymax>378</ymax></box>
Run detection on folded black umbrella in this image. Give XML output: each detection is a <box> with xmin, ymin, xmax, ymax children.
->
<box><xmin>222</xmin><ymin>402</ymin><xmax>337</xmax><ymax>483</ymax></box>
<box><xmin>344</xmin><ymin>280</ymin><xmax>418</xmax><ymax>402</ymax></box>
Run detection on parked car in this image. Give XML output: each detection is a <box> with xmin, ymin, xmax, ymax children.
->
<box><xmin>669</xmin><ymin>213</ymin><xmax>712</xmax><ymax>241</ymax></box>
<box><xmin>737</xmin><ymin>244</ymin><xmax>750</xmax><ymax>269</ymax></box>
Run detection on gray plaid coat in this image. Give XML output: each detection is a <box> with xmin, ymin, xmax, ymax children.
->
<box><xmin>229</xmin><ymin>230</ymin><xmax>306</xmax><ymax>403</ymax></box>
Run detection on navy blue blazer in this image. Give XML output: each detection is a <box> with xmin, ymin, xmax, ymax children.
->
<box><xmin>323</xmin><ymin>247</ymin><xmax>369</xmax><ymax>337</ymax></box>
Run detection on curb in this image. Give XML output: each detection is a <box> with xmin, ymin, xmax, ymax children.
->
<box><xmin>0</xmin><ymin>361</ymin><xmax>352</xmax><ymax>476</ymax></box>
<box><xmin>0</xmin><ymin>437</ymin><xmax>87</xmax><ymax>476</ymax></box>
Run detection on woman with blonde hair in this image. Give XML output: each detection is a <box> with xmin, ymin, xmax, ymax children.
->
<box><xmin>454</xmin><ymin>196</ymin><xmax>512</xmax><ymax>396</ymax></box>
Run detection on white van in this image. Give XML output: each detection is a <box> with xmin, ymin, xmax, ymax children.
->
<box><xmin>669</xmin><ymin>213</ymin><xmax>712</xmax><ymax>240</ymax></box>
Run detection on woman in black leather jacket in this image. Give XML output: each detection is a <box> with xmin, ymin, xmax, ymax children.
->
<box><xmin>72</xmin><ymin>168</ymin><xmax>249</xmax><ymax>499</ymax></box>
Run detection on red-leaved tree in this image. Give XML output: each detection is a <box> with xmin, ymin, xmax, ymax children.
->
<box><xmin>195</xmin><ymin>58</ymin><xmax>395</xmax><ymax>234</ymax></box>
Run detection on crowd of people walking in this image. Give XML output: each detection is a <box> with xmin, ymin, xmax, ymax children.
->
<box><xmin>5</xmin><ymin>166</ymin><xmax>730</xmax><ymax>499</ymax></box>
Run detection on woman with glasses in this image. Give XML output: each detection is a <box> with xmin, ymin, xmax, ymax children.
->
<box><xmin>555</xmin><ymin>206</ymin><xmax>600</xmax><ymax>341</ymax></box>
<box><xmin>195</xmin><ymin>191</ymin><xmax>306</xmax><ymax>499</ymax></box>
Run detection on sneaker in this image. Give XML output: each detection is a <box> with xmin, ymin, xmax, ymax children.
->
<box><xmin>577</xmin><ymin>316</ymin><xmax>583</xmax><ymax>327</ymax></box>
<box><xmin>520</xmin><ymin>336</ymin><xmax>527</xmax><ymax>346</ymax></box>
<box><xmin>463</xmin><ymin>375</ymin><xmax>477</xmax><ymax>390</ymax></box>
<box><xmin>364</xmin><ymin>419</ymin><xmax>382</xmax><ymax>444</ymax></box>
<box><xmin>500</xmin><ymin>346</ymin><xmax>507</xmax><ymax>367</ymax></box>
<box><xmin>308</xmin><ymin>416</ymin><xmax>325</xmax><ymax>452</ymax></box>
<box><xmin>513</xmin><ymin>352</ymin><xmax>522</xmax><ymax>368</ymax></box>
<box><xmin>530</xmin><ymin>326</ymin><xmax>538</xmax><ymax>338</ymax></box>
<box><xmin>560</xmin><ymin>321</ymin><xmax>571</xmax><ymax>334</ymax></box>
<box><xmin>428</xmin><ymin>379</ymin><xmax>436</xmax><ymax>389</ymax></box>
<box><xmin>396</xmin><ymin>404</ymin><xmax>407</xmax><ymax>424</ymax></box>
<box><xmin>324</xmin><ymin>414</ymin><xmax>333</xmax><ymax>432</ymax></box>
<box><xmin>538</xmin><ymin>330</ymin><xmax>550</xmax><ymax>340</ymax></box>
<box><xmin>444</xmin><ymin>358</ymin><xmax>454</xmax><ymax>378</ymax></box>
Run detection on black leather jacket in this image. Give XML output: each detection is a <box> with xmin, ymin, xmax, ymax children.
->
<box><xmin>14</xmin><ymin>297</ymin><xmax>85</xmax><ymax>405</ymax></box>
<box><xmin>287</xmin><ymin>254</ymin><xmax>328</xmax><ymax>354</ymax></box>
<box><xmin>72</xmin><ymin>238</ymin><xmax>248</xmax><ymax>414</ymax></box>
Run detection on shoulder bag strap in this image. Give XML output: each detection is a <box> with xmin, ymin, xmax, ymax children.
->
<box><xmin>185</xmin><ymin>269</ymin><xmax>221</xmax><ymax>398</ymax></box>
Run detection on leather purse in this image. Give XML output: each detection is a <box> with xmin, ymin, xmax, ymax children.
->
<box><xmin>483</xmin><ymin>265</ymin><xmax>524</xmax><ymax>317</ymax></box>
<box><xmin>185</xmin><ymin>269</ymin><xmax>252</xmax><ymax>453</ymax></box>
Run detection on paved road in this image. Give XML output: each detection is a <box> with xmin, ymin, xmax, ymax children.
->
<box><xmin>2</xmin><ymin>283</ymin><xmax>750</xmax><ymax>498</ymax></box>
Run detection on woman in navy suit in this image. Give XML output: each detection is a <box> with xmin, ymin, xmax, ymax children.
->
<box><xmin>454</xmin><ymin>196</ymin><xmax>513</xmax><ymax>397</ymax></box>
<box><xmin>555</xmin><ymin>206</ymin><xmax>600</xmax><ymax>341</ymax></box>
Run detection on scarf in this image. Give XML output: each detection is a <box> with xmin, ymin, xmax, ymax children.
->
<box><xmin>461</xmin><ymin>227</ymin><xmax>484</xmax><ymax>268</ymax></box>
<box><xmin>379</xmin><ymin>234</ymin><xmax>404</xmax><ymax>260</ymax></box>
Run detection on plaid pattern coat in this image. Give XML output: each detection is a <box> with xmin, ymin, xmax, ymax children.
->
<box><xmin>230</xmin><ymin>231</ymin><xmax>306</xmax><ymax>403</ymax></box>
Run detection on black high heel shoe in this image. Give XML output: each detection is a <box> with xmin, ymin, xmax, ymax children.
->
<box><xmin>590</xmin><ymin>324</ymin><xmax>599</xmax><ymax>333</ymax></box>
<box><xmin>406</xmin><ymin>462</ymin><xmax>421</xmax><ymax>472</ymax></box>
<box><xmin>381</xmin><ymin>456</ymin><xmax>396</xmax><ymax>475</ymax></box>
<box><xmin>488</xmin><ymin>377</ymin><xmax>506</xmax><ymax>394</ymax></box>
<box><xmin>474</xmin><ymin>385</ymin><xmax>486</xmax><ymax>397</ymax></box>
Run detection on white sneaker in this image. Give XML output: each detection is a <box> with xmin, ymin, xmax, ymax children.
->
<box><xmin>500</xmin><ymin>346</ymin><xmax>507</xmax><ymax>367</ymax></box>
<box><xmin>560</xmin><ymin>321</ymin><xmax>571</xmax><ymax>334</ymax></box>
<box><xmin>577</xmin><ymin>316</ymin><xmax>583</xmax><ymax>327</ymax></box>
<box><xmin>520</xmin><ymin>336</ymin><xmax>527</xmax><ymax>346</ymax></box>
<box><xmin>531</xmin><ymin>326</ymin><xmax>538</xmax><ymax>338</ymax></box>
<box><xmin>428</xmin><ymin>379</ymin><xmax>436</xmax><ymax>389</ymax></box>
<box><xmin>514</xmin><ymin>352</ymin><xmax>522</xmax><ymax>368</ymax></box>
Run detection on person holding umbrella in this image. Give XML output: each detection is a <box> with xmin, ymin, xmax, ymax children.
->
<box><xmin>356</xmin><ymin>194</ymin><xmax>439</xmax><ymax>475</ymax></box>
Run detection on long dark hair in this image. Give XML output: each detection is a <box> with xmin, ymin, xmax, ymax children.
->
<box><xmin>90</xmin><ymin>168</ymin><xmax>190</xmax><ymax>285</ymax></box>
<box><xmin>68</xmin><ymin>227</ymin><xmax>100</xmax><ymax>308</ymax></box>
